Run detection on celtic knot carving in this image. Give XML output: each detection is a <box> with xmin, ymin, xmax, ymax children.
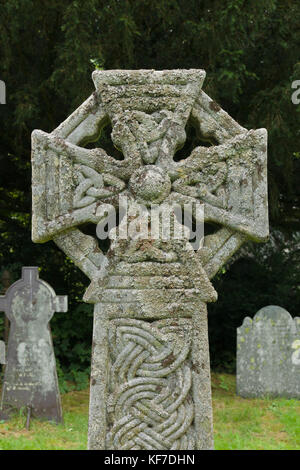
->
<box><xmin>111</xmin><ymin>109</ymin><xmax>186</xmax><ymax>166</ymax></box>
<box><xmin>106</xmin><ymin>318</ymin><xmax>195</xmax><ymax>450</ymax></box>
<box><xmin>73</xmin><ymin>164</ymin><xmax>125</xmax><ymax>208</ymax></box>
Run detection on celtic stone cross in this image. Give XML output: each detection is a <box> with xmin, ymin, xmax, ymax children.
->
<box><xmin>31</xmin><ymin>69</ymin><xmax>268</xmax><ymax>449</ymax></box>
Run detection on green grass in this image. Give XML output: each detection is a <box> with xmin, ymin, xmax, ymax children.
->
<box><xmin>0</xmin><ymin>374</ymin><xmax>299</xmax><ymax>450</ymax></box>
<box><xmin>211</xmin><ymin>373</ymin><xmax>300</xmax><ymax>450</ymax></box>
<box><xmin>0</xmin><ymin>389</ymin><xmax>89</xmax><ymax>450</ymax></box>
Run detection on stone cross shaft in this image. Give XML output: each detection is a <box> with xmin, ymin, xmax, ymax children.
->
<box><xmin>0</xmin><ymin>267</ymin><xmax>67</xmax><ymax>423</ymax></box>
<box><xmin>31</xmin><ymin>69</ymin><xmax>269</xmax><ymax>449</ymax></box>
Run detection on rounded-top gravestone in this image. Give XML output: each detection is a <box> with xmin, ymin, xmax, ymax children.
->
<box><xmin>237</xmin><ymin>305</ymin><xmax>300</xmax><ymax>398</ymax></box>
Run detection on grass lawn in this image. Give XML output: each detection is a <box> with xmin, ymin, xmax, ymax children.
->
<box><xmin>211</xmin><ymin>374</ymin><xmax>299</xmax><ymax>450</ymax></box>
<box><xmin>0</xmin><ymin>373</ymin><xmax>299</xmax><ymax>450</ymax></box>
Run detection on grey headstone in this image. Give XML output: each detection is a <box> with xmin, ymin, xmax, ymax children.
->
<box><xmin>31</xmin><ymin>69</ymin><xmax>269</xmax><ymax>449</ymax></box>
<box><xmin>237</xmin><ymin>305</ymin><xmax>300</xmax><ymax>398</ymax></box>
<box><xmin>0</xmin><ymin>341</ymin><xmax>5</xmax><ymax>364</ymax></box>
<box><xmin>0</xmin><ymin>267</ymin><xmax>67</xmax><ymax>422</ymax></box>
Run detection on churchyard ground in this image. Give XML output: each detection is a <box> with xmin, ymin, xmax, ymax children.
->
<box><xmin>0</xmin><ymin>373</ymin><xmax>298</xmax><ymax>450</ymax></box>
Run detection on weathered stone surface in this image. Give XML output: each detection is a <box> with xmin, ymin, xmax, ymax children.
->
<box><xmin>0</xmin><ymin>341</ymin><xmax>5</xmax><ymax>364</ymax></box>
<box><xmin>0</xmin><ymin>267</ymin><xmax>67</xmax><ymax>422</ymax></box>
<box><xmin>237</xmin><ymin>306</ymin><xmax>300</xmax><ymax>398</ymax></box>
<box><xmin>1</xmin><ymin>270</ymin><xmax>12</xmax><ymax>345</ymax></box>
<box><xmin>31</xmin><ymin>69</ymin><xmax>269</xmax><ymax>449</ymax></box>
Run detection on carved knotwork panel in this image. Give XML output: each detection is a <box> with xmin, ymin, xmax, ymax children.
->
<box><xmin>106</xmin><ymin>318</ymin><xmax>194</xmax><ymax>450</ymax></box>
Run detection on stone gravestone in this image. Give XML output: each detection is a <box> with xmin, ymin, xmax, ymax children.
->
<box><xmin>237</xmin><ymin>305</ymin><xmax>300</xmax><ymax>398</ymax></box>
<box><xmin>0</xmin><ymin>267</ymin><xmax>67</xmax><ymax>423</ymax></box>
<box><xmin>31</xmin><ymin>69</ymin><xmax>268</xmax><ymax>449</ymax></box>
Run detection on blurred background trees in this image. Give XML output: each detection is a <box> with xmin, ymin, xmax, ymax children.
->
<box><xmin>0</xmin><ymin>0</ymin><xmax>299</xmax><ymax>380</ymax></box>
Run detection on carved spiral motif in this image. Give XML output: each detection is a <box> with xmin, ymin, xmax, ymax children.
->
<box><xmin>106</xmin><ymin>318</ymin><xmax>195</xmax><ymax>450</ymax></box>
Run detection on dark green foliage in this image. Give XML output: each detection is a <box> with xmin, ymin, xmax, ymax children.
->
<box><xmin>208</xmin><ymin>230</ymin><xmax>300</xmax><ymax>372</ymax></box>
<box><xmin>0</xmin><ymin>0</ymin><xmax>299</xmax><ymax>378</ymax></box>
